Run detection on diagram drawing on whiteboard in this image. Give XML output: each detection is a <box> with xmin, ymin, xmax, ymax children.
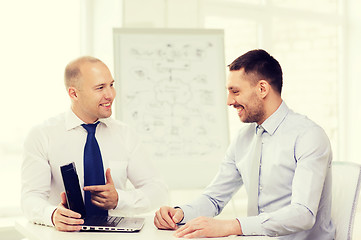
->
<box><xmin>113</xmin><ymin>29</ymin><xmax>229</xmax><ymax>188</ymax></box>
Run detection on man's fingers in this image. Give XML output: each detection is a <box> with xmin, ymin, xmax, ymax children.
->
<box><xmin>57</xmin><ymin>204</ymin><xmax>82</xmax><ymax>219</ymax></box>
<box><xmin>154</xmin><ymin>215</ymin><xmax>171</xmax><ymax>230</ymax></box>
<box><xmin>60</xmin><ymin>192</ymin><xmax>67</xmax><ymax>205</ymax></box>
<box><xmin>90</xmin><ymin>190</ymin><xmax>108</xmax><ymax>199</ymax></box>
<box><xmin>154</xmin><ymin>215</ymin><xmax>166</xmax><ymax>229</ymax></box>
<box><xmin>174</xmin><ymin>217</ymin><xmax>236</xmax><ymax>238</ymax></box>
<box><xmin>154</xmin><ymin>209</ymin><xmax>176</xmax><ymax>229</ymax></box>
<box><xmin>57</xmin><ymin>212</ymin><xmax>84</xmax><ymax>225</ymax></box>
<box><xmin>54</xmin><ymin>216</ymin><xmax>83</xmax><ymax>232</ymax></box>
<box><xmin>154</xmin><ymin>210</ymin><xmax>171</xmax><ymax>229</ymax></box>
<box><xmin>53</xmin><ymin>192</ymin><xmax>84</xmax><ymax>232</ymax></box>
<box><xmin>84</xmin><ymin>184</ymin><xmax>113</xmax><ymax>193</ymax></box>
<box><xmin>182</xmin><ymin>230</ymin><xmax>204</xmax><ymax>239</ymax></box>
<box><xmin>162</xmin><ymin>207</ymin><xmax>178</xmax><ymax>228</ymax></box>
<box><xmin>90</xmin><ymin>191</ymin><xmax>111</xmax><ymax>206</ymax></box>
<box><xmin>105</xmin><ymin>168</ymin><xmax>114</xmax><ymax>185</ymax></box>
<box><xmin>57</xmin><ymin>225</ymin><xmax>82</xmax><ymax>232</ymax></box>
<box><xmin>173</xmin><ymin>209</ymin><xmax>183</xmax><ymax>224</ymax></box>
<box><xmin>60</xmin><ymin>210</ymin><xmax>83</xmax><ymax>220</ymax></box>
<box><xmin>90</xmin><ymin>196</ymin><xmax>108</xmax><ymax>208</ymax></box>
<box><xmin>175</xmin><ymin>224</ymin><xmax>195</xmax><ymax>238</ymax></box>
<box><xmin>153</xmin><ymin>207</ymin><xmax>184</xmax><ymax>230</ymax></box>
<box><xmin>53</xmin><ymin>209</ymin><xmax>84</xmax><ymax>232</ymax></box>
<box><xmin>84</xmin><ymin>182</ymin><xmax>118</xmax><ymax>210</ymax></box>
<box><xmin>83</xmin><ymin>168</ymin><xmax>115</xmax><ymax>191</ymax></box>
<box><xmin>84</xmin><ymin>185</ymin><xmax>106</xmax><ymax>192</ymax></box>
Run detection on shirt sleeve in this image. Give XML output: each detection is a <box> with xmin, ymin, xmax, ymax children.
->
<box><xmin>110</xmin><ymin>129</ymin><xmax>168</xmax><ymax>215</ymax></box>
<box><xmin>178</xmin><ymin>138</ymin><xmax>244</xmax><ymax>223</ymax></box>
<box><xmin>21</xmin><ymin>126</ymin><xmax>56</xmax><ymax>227</ymax></box>
<box><xmin>238</xmin><ymin>126</ymin><xmax>332</xmax><ymax>237</ymax></box>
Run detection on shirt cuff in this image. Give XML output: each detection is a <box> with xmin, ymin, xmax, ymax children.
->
<box><xmin>110</xmin><ymin>188</ymin><xmax>150</xmax><ymax>215</ymax></box>
<box><xmin>112</xmin><ymin>189</ymin><xmax>133</xmax><ymax>211</ymax></box>
<box><xmin>176</xmin><ymin>205</ymin><xmax>193</xmax><ymax>224</ymax></box>
<box><xmin>237</xmin><ymin>215</ymin><xmax>265</xmax><ymax>236</ymax></box>
<box><xmin>43</xmin><ymin>205</ymin><xmax>57</xmax><ymax>227</ymax></box>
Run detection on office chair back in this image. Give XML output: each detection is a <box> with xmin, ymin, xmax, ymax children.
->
<box><xmin>331</xmin><ymin>161</ymin><xmax>361</xmax><ymax>240</ymax></box>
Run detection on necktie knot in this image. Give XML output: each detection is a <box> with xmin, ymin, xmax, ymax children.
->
<box><xmin>82</xmin><ymin>122</ymin><xmax>100</xmax><ymax>134</ymax></box>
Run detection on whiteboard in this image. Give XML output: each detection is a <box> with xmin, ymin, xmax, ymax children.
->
<box><xmin>113</xmin><ymin>28</ymin><xmax>229</xmax><ymax>189</ymax></box>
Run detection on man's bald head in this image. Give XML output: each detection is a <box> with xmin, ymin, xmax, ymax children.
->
<box><xmin>64</xmin><ymin>56</ymin><xmax>103</xmax><ymax>89</ymax></box>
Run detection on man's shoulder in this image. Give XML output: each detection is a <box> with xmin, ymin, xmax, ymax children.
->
<box><xmin>34</xmin><ymin>112</ymin><xmax>66</xmax><ymax>130</ymax></box>
<box><xmin>282</xmin><ymin>110</ymin><xmax>328</xmax><ymax>141</ymax></box>
<box><xmin>286</xmin><ymin>110</ymin><xmax>323</xmax><ymax>130</ymax></box>
<box><xmin>101</xmin><ymin>117</ymin><xmax>137</xmax><ymax>136</ymax></box>
<box><xmin>24</xmin><ymin>112</ymin><xmax>67</xmax><ymax>145</ymax></box>
<box><xmin>103</xmin><ymin>117</ymin><xmax>130</xmax><ymax>130</ymax></box>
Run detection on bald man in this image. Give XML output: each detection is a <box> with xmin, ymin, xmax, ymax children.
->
<box><xmin>21</xmin><ymin>56</ymin><xmax>168</xmax><ymax>231</ymax></box>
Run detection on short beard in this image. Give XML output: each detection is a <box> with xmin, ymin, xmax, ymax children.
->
<box><xmin>241</xmin><ymin>93</ymin><xmax>265</xmax><ymax>124</ymax></box>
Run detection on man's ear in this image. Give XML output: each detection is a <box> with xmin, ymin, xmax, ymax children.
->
<box><xmin>68</xmin><ymin>87</ymin><xmax>78</xmax><ymax>101</ymax></box>
<box><xmin>258</xmin><ymin>80</ymin><xmax>270</xmax><ymax>99</ymax></box>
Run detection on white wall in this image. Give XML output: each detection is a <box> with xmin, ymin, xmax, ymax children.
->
<box><xmin>343</xmin><ymin>0</ymin><xmax>361</xmax><ymax>163</ymax></box>
<box><xmin>0</xmin><ymin>0</ymin><xmax>82</xmax><ymax>216</ymax></box>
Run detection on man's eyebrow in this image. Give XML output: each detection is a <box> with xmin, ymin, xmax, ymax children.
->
<box><xmin>94</xmin><ymin>80</ymin><xmax>114</xmax><ymax>88</ymax></box>
<box><xmin>227</xmin><ymin>86</ymin><xmax>239</xmax><ymax>91</ymax></box>
<box><xmin>94</xmin><ymin>83</ymin><xmax>105</xmax><ymax>88</ymax></box>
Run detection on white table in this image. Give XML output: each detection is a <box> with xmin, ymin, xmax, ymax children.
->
<box><xmin>15</xmin><ymin>216</ymin><xmax>273</xmax><ymax>240</ymax></box>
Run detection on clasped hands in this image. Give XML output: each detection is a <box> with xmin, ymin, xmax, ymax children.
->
<box><xmin>154</xmin><ymin>206</ymin><xmax>242</xmax><ymax>238</ymax></box>
<box><xmin>52</xmin><ymin>168</ymin><xmax>118</xmax><ymax>231</ymax></box>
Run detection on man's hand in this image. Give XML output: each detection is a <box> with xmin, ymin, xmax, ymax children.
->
<box><xmin>174</xmin><ymin>216</ymin><xmax>242</xmax><ymax>238</ymax></box>
<box><xmin>52</xmin><ymin>192</ymin><xmax>84</xmax><ymax>232</ymax></box>
<box><xmin>83</xmin><ymin>168</ymin><xmax>118</xmax><ymax>210</ymax></box>
<box><xmin>154</xmin><ymin>206</ymin><xmax>184</xmax><ymax>230</ymax></box>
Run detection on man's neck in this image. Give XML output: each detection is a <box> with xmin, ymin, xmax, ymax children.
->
<box><xmin>258</xmin><ymin>97</ymin><xmax>283</xmax><ymax>125</ymax></box>
<box><xmin>71</xmin><ymin>105</ymin><xmax>98</xmax><ymax>124</ymax></box>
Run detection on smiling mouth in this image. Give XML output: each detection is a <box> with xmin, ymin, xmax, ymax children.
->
<box><xmin>101</xmin><ymin>103</ymin><xmax>111</xmax><ymax>107</ymax></box>
<box><xmin>234</xmin><ymin>105</ymin><xmax>244</xmax><ymax>116</ymax></box>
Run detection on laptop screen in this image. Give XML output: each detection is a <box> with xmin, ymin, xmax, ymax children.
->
<box><xmin>60</xmin><ymin>162</ymin><xmax>86</xmax><ymax>218</ymax></box>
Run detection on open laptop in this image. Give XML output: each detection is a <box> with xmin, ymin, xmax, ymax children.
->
<box><xmin>60</xmin><ymin>162</ymin><xmax>145</xmax><ymax>232</ymax></box>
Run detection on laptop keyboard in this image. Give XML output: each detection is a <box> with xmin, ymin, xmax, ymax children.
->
<box><xmin>106</xmin><ymin>216</ymin><xmax>123</xmax><ymax>226</ymax></box>
<box><xmin>84</xmin><ymin>215</ymin><xmax>124</xmax><ymax>227</ymax></box>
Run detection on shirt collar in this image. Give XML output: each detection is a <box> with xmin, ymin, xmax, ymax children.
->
<box><xmin>65</xmin><ymin>108</ymin><xmax>110</xmax><ymax>131</ymax></box>
<box><xmin>259</xmin><ymin>101</ymin><xmax>289</xmax><ymax>136</ymax></box>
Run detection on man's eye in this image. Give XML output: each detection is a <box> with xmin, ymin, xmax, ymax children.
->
<box><xmin>97</xmin><ymin>86</ymin><xmax>103</xmax><ymax>90</ymax></box>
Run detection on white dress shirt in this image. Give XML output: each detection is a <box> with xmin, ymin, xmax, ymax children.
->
<box><xmin>21</xmin><ymin>109</ymin><xmax>168</xmax><ymax>226</ymax></box>
<box><xmin>179</xmin><ymin>102</ymin><xmax>335</xmax><ymax>240</ymax></box>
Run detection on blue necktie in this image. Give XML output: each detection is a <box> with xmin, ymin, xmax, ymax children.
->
<box><xmin>82</xmin><ymin>122</ymin><xmax>108</xmax><ymax>216</ymax></box>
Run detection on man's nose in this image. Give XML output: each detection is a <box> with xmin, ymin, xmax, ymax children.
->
<box><xmin>226</xmin><ymin>94</ymin><xmax>235</xmax><ymax>106</ymax></box>
<box><xmin>104</xmin><ymin>87</ymin><xmax>115</xmax><ymax>100</ymax></box>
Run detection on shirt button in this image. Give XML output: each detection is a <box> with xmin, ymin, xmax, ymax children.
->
<box><xmin>260</xmin><ymin>208</ymin><xmax>265</xmax><ymax>213</ymax></box>
<box><xmin>259</xmin><ymin>185</ymin><xmax>263</xmax><ymax>191</ymax></box>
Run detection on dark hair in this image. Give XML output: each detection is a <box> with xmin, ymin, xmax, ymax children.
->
<box><xmin>228</xmin><ymin>49</ymin><xmax>283</xmax><ymax>94</ymax></box>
